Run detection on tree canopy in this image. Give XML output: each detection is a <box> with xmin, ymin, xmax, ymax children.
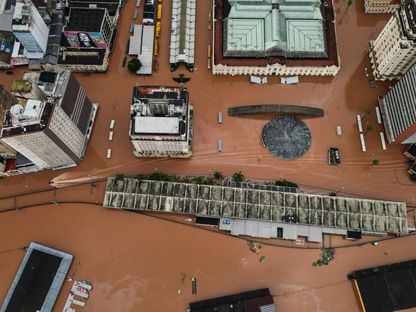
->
<box><xmin>128</xmin><ymin>58</ymin><xmax>142</xmax><ymax>73</ymax></box>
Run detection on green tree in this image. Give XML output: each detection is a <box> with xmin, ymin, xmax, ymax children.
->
<box><xmin>115</xmin><ymin>173</ymin><xmax>125</xmax><ymax>183</ymax></box>
<box><xmin>362</xmin><ymin>108</ymin><xmax>372</xmax><ymax>119</ymax></box>
<box><xmin>194</xmin><ymin>176</ymin><xmax>205</xmax><ymax>184</ymax></box>
<box><xmin>172</xmin><ymin>73</ymin><xmax>191</xmax><ymax>85</ymax></box>
<box><xmin>275</xmin><ymin>179</ymin><xmax>298</xmax><ymax>188</ymax></box>
<box><xmin>372</xmin><ymin>159</ymin><xmax>380</xmax><ymax>166</ymax></box>
<box><xmin>127</xmin><ymin>58</ymin><xmax>142</xmax><ymax>73</ymax></box>
<box><xmin>232</xmin><ymin>171</ymin><xmax>245</xmax><ymax>183</ymax></box>
<box><xmin>364</xmin><ymin>123</ymin><xmax>373</xmax><ymax>135</ymax></box>
<box><xmin>214</xmin><ymin>171</ymin><xmax>224</xmax><ymax>180</ymax></box>
<box><xmin>182</xmin><ymin>176</ymin><xmax>192</xmax><ymax>183</ymax></box>
<box><xmin>345</xmin><ymin>0</ymin><xmax>353</xmax><ymax>12</ymax></box>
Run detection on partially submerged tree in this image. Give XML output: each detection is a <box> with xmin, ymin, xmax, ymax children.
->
<box><xmin>364</xmin><ymin>123</ymin><xmax>373</xmax><ymax>135</ymax></box>
<box><xmin>313</xmin><ymin>248</ymin><xmax>335</xmax><ymax>267</ymax></box>
<box><xmin>213</xmin><ymin>171</ymin><xmax>224</xmax><ymax>180</ymax></box>
<box><xmin>275</xmin><ymin>179</ymin><xmax>298</xmax><ymax>188</ymax></box>
<box><xmin>362</xmin><ymin>108</ymin><xmax>372</xmax><ymax>119</ymax></box>
<box><xmin>172</xmin><ymin>73</ymin><xmax>191</xmax><ymax>85</ymax></box>
<box><xmin>232</xmin><ymin>171</ymin><xmax>245</xmax><ymax>183</ymax></box>
<box><xmin>127</xmin><ymin>58</ymin><xmax>142</xmax><ymax>73</ymax></box>
<box><xmin>345</xmin><ymin>0</ymin><xmax>353</xmax><ymax>12</ymax></box>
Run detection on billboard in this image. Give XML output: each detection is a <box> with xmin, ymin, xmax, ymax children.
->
<box><xmin>63</xmin><ymin>32</ymin><xmax>107</xmax><ymax>49</ymax></box>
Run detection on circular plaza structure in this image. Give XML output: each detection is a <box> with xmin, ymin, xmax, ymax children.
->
<box><xmin>262</xmin><ymin>116</ymin><xmax>311</xmax><ymax>160</ymax></box>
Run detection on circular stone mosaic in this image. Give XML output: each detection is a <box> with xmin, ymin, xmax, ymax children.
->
<box><xmin>262</xmin><ymin>116</ymin><xmax>312</xmax><ymax>160</ymax></box>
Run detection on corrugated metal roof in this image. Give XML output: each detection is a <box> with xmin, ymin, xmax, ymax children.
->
<box><xmin>137</xmin><ymin>25</ymin><xmax>154</xmax><ymax>74</ymax></box>
<box><xmin>225</xmin><ymin>0</ymin><xmax>326</xmax><ymax>56</ymax></box>
<box><xmin>129</xmin><ymin>24</ymin><xmax>142</xmax><ymax>55</ymax></box>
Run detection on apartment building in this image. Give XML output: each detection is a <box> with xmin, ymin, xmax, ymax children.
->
<box><xmin>12</xmin><ymin>0</ymin><xmax>49</xmax><ymax>59</ymax></box>
<box><xmin>379</xmin><ymin>65</ymin><xmax>416</xmax><ymax>144</ymax></box>
<box><xmin>364</xmin><ymin>0</ymin><xmax>400</xmax><ymax>13</ymax></box>
<box><xmin>130</xmin><ymin>85</ymin><xmax>193</xmax><ymax>158</ymax></box>
<box><xmin>58</xmin><ymin>7</ymin><xmax>114</xmax><ymax>72</ymax></box>
<box><xmin>0</xmin><ymin>69</ymin><xmax>97</xmax><ymax>171</ymax></box>
<box><xmin>369</xmin><ymin>0</ymin><xmax>416</xmax><ymax>80</ymax></box>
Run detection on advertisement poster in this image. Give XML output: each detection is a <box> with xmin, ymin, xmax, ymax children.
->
<box><xmin>63</xmin><ymin>32</ymin><xmax>107</xmax><ymax>49</ymax></box>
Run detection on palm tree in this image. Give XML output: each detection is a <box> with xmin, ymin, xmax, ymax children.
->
<box><xmin>214</xmin><ymin>171</ymin><xmax>224</xmax><ymax>180</ymax></box>
<box><xmin>372</xmin><ymin>159</ymin><xmax>380</xmax><ymax>166</ymax></box>
<box><xmin>232</xmin><ymin>171</ymin><xmax>245</xmax><ymax>183</ymax></box>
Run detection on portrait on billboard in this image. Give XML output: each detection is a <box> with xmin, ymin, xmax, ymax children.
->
<box><xmin>63</xmin><ymin>32</ymin><xmax>107</xmax><ymax>49</ymax></box>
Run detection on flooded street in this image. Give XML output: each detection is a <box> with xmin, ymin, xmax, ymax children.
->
<box><xmin>0</xmin><ymin>0</ymin><xmax>414</xmax><ymax>203</ymax></box>
<box><xmin>0</xmin><ymin>203</ymin><xmax>415</xmax><ymax>312</ymax></box>
<box><xmin>0</xmin><ymin>0</ymin><xmax>416</xmax><ymax>311</ymax></box>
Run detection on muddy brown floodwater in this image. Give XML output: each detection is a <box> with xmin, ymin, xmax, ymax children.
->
<box><xmin>0</xmin><ymin>0</ymin><xmax>415</xmax><ymax>204</ymax></box>
<box><xmin>0</xmin><ymin>0</ymin><xmax>416</xmax><ymax>311</ymax></box>
<box><xmin>0</xmin><ymin>203</ymin><xmax>416</xmax><ymax>312</ymax></box>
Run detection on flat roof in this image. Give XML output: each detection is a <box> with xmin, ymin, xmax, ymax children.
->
<box><xmin>0</xmin><ymin>242</ymin><xmax>73</xmax><ymax>312</ymax></box>
<box><xmin>66</xmin><ymin>7</ymin><xmax>105</xmax><ymax>32</ymax></box>
<box><xmin>350</xmin><ymin>259</ymin><xmax>416</xmax><ymax>312</ymax></box>
<box><xmin>134</xmin><ymin>116</ymin><xmax>180</xmax><ymax>134</ymax></box>
<box><xmin>189</xmin><ymin>288</ymin><xmax>275</xmax><ymax>312</ymax></box>
<box><xmin>137</xmin><ymin>25</ymin><xmax>155</xmax><ymax>75</ymax></box>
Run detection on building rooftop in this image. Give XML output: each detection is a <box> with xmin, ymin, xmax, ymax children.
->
<box><xmin>0</xmin><ymin>13</ymin><xmax>12</xmax><ymax>32</ymax></box>
<box><xmin>0</xmin><ymin>242</ymin><xmax>73</xmax><ymax>312</ymax></box>
<box><xmin>130</xmin><ymin>86</ymin><xmax>189</xmax><ymax>139</ymax></box>
<box><xmin>350</xmin><ymin>259</ymin><xmax>416</xmax><ymax>312</ymax></box>
<box><xmin>65</xmin><ymin>7</ymin><xmax>106</xmax><ymax>32</ymax></box>
<box><xmin>189</xmin><ymin>288</ymin><xmax>275</xmax><ymax>312</ymax></box>
<box><xmin>128</xmin><ymin>25</ymin><xmax>154</xmax><ymax>75</ymax></box>
<box><xmin>68</xmin><ymin>0</ymin><xmax>120</xmax><ymax>16</ymax></box>
<box><xmin>10</xmin><ymin>79</ymin><xmax>32</xmax><ymax>93</ymax></box>
<box><xmin>12</xmin><ymin>1</ymin><xmax>31</xmax><ymax>26</ymax></box>
<box><xmin>406</xmin><ymin>143</ymin><xmax>416</xmax><ymax>158</ymax></box>
<box><xmin>104</xmin><ymin>178</ymin><xmax>408</xmax><ymax>235</ymax></box>
<box><xmin>0</xmin><ymin>98</ymin><xmax>52</xmax><ymax>137</ymax></box>
<box><xmin>401</xmin><ymin>0</ymin><xmax>416</xmax><ymax>40</ymax></box>
<box><xmin>224</xmin><ymin>0</ymin><xmax>327</xmax><ymax>58</ymax></box>
<box><xmin>134</xmin><ymin>116</ymin><xmax>180</xmax><ymax>135</ymax></box>
<box><xmin>214</xmin><ymin>0</ymin><xmax>338</xmax><ymax>69</ymax></box>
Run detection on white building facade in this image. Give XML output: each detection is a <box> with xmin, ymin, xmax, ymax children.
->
<box><xmin>364</xmin><ymin>0</ymin><xmax>400</xmax><ymax>13</ymax></box>
<box><xmin>0</xmin><ymin>69</ymin><xmax>97</xmax><ymax>171</ymax></box>
<box><xmin>130</xmin><ymin>86</ymin><xmax>193</xmax><ymax>158</ymax></box>
<box><xmin>12</xmin><ymin>0</ymin><xmax>49</xmax><ymax>59</ymax></box>
<box><xmin>369</xmin><ymin>1</ymin><xmax>416</xmax><ymax>80</ymax></box>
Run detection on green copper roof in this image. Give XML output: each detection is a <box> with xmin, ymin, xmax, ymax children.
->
<box><xmin>225</xmin><ymin>0</ymin><xmax>326</xmax><ymax>57</ymax></box>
